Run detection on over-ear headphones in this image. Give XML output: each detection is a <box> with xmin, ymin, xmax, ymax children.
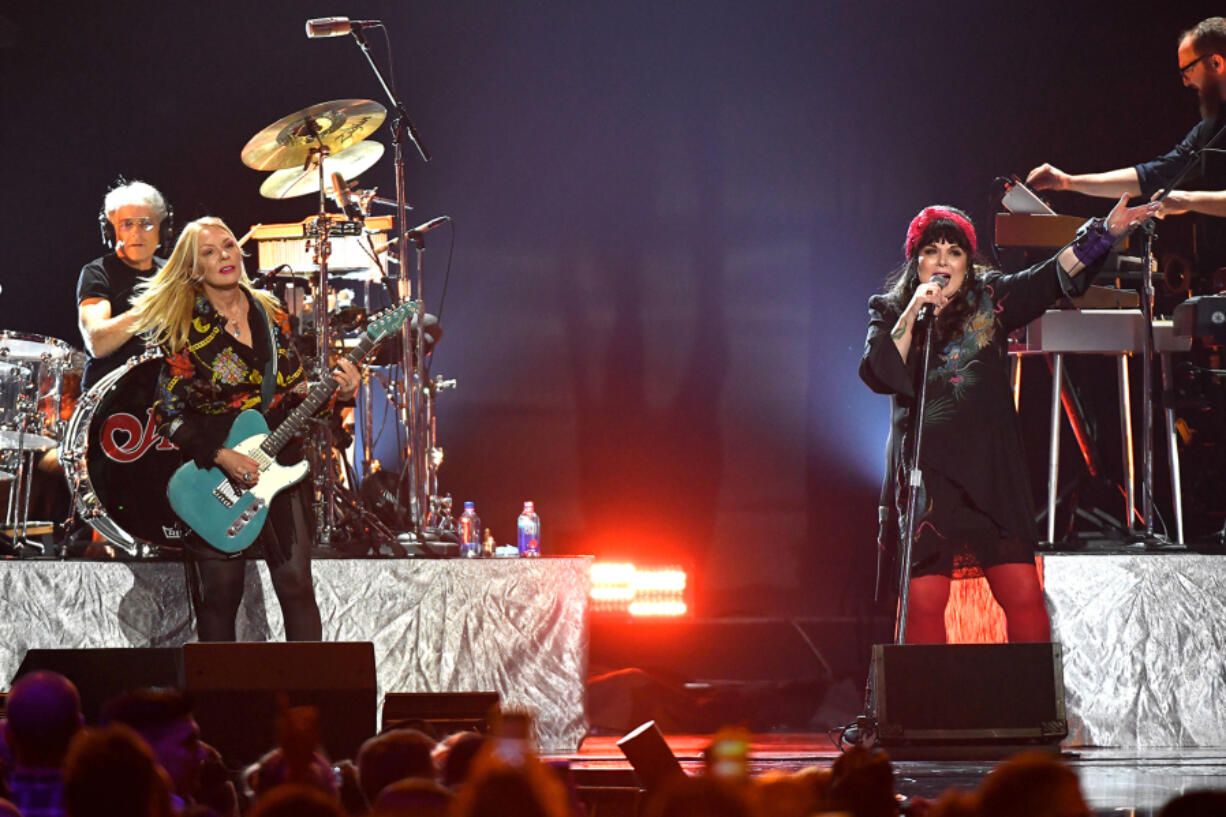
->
<box><xmin>98</xmin><ymin>176</ymin><xmax>175</xmax><ymax>255</ymax></box>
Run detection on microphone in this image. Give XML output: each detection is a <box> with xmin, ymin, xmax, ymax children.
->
<box><xmin>407</xmin><ymin>215</ymin><xmax>450</xmax><ymax>237</ymax></box>
<box><xmin>305</xmin><ymin>17</ymin><xmax>380</xmax><ymax>38</ymax></box>
<box><xmin>916</xmin><ymin>273</ymin><xmax>950</xmax><ymax>324</ymax></box>
<box><xmin>331</xmin><ymin>171</ymin><xmax>365</xmax><ymax>220</ymax></box>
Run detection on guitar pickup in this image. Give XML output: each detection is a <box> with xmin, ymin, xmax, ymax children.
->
<box><xmin>226</xmin><ymin>498</ymin><xmax>267</xmax><ymax>538</ymax></box>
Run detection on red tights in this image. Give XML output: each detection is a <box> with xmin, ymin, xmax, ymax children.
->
<box><xmin>902</xmin><ymin>562</ymin><xmax>1051</xmax><ymax>644</ymax></box>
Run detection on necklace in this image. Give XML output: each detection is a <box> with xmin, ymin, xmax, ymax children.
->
<box><xmin>211</xmin><ymin>298</ymin><xmax>247</xmax><ymax>340</ymax></box>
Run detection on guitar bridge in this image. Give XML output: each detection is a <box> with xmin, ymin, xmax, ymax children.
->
<box><xmin>212</xmin><ymin>479</ymin><xmax>241</xmax><ymax>509</ymax></box>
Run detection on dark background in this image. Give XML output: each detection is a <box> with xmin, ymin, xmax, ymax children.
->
<box><xmin>0</xmin><ymin>1</ymin><xmax>1218</xmax><ymax>616</ymax></box>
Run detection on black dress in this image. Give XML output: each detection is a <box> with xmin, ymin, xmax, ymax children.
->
<box><xmin>859</xmin><ymin>254</ymin><xmax>1096</xmax><ymax>580</ymax></box>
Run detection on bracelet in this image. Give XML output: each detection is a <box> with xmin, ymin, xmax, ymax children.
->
<box><xmin>1071</xmin><ymin>217</ymin><xmax>1116</xmax><ymax>266</ymax></box>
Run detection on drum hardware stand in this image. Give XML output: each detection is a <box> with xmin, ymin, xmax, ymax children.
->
<box><xmin>425</xmin><ymin>374</ymin><xmax>456</xmax><ymax>518</ymax></box>
<box><xmin>306</xmin><ymin>420</ymin><xmax>404</xmax><ymax>556</ymax></box>
<box><xmin>298</xmin><ymin>123</ymin><xmax>344</xmax><ymax>548</ymax></box>
<box><xmin>4</xmin><ymin>421</ymin><xmax>52</xmax><ymax>557</ymax></box>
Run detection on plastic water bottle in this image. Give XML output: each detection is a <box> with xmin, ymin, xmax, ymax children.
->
<box><xmin>517</xmin><ymin>501</ymin><xmax>541</xmax><ymax>557</ymax></box>
<box><xmin>459</xmin><ymin>502</ymin><xmax>481</xmax><ymax>558</ymax></box>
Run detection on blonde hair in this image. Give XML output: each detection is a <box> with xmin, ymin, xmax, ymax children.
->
<box><xmin>131</xmin><ymin>216</ymin><xmax>281</xmax><ymax>353</ymax></box>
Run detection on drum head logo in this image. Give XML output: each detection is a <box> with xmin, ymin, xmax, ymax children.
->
<box><xmin>101</xmin><ymin>408</ymin><xmax>178</xmax><ymax>462</ymax></box>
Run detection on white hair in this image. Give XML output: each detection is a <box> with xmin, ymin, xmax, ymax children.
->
<box><xmin>103</xmin><ymin>180</ymin><xmax>168</xmax><ymax>223</ymax></box>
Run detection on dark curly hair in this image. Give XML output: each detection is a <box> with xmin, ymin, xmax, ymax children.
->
<box><xmin>879</xmin><ymin>208</ymin><xmax>985</xmax><ymax>346</ymax></box>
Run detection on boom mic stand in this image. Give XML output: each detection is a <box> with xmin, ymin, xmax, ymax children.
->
<box><xmin>342</xmin><ymin>22</ymin><xmax>444</xmax><ymax>548</ymax></box>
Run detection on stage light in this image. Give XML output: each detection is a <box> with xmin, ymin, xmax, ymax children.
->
<box><xmin>590</xmin><ymin>562</ymin><xmax>688</xmax><ymax>617</ymax></box>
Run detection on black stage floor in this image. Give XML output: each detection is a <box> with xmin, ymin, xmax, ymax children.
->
<box><xmin>546</xmin><ymin>734</ymin><xmax>1226</xmax><ymax>816</ymax></box>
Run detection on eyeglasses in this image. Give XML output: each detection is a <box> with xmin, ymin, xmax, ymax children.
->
<box><xmin>116</xmin><ymin>217</ymin><xmax>157</xmax><ymax>233</ymax></box>
<box><xmin>1180</xmin><ymin>53</ymin><xmax>1208</xmax><ymax>78</ymax></box>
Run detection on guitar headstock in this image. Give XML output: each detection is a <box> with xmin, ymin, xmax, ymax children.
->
<box><xmin>364</xmin><ymin>301</ymin><xmax>419</xmax><ymax>343</ymax></box>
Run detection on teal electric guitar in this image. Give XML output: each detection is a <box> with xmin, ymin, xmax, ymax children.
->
<box><xmin>167</xmin><ymin>301</ymin><xmax>416</xmax><ymax>553</ymax></box>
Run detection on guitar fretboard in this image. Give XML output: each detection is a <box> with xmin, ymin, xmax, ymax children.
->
<box><xmin>259</xmin><ymin>335</ymin><xmax>375</xmax><ymax>458</ymax></box>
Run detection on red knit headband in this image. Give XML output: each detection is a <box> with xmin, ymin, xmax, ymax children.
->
<box><xmin>904</xmin><ymin>206</ymin><xmax>977</xmax><ymax>259</ymax></box>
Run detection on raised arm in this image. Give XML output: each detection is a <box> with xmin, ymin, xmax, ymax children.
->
<box><xmin>1025</xmin><ymin>163</ymin><xmax>1142</xmax><ymax>199</ymax></box>
<box><xmin>1156</xmin><ymin>189</ymin><xmax>1226</xmax><ymax>219</ymax></box>
<box><xmin>78</xmin><ymin>297</ymin><xmax>142</xmax><ymax>358</ymax></box>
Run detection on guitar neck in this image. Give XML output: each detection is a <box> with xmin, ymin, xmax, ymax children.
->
<box><xmin>259</xmin><ymin>336</ymin><xmax>374</xmax><ymax>458</ymax></box>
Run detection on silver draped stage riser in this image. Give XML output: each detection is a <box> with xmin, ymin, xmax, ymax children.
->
<box><xmin>1046</xmin><ymin>553</ymin><xmax>1226</xmax><ymax>748</ymax></box>
<box><xmin>0</xmin><ymin>556</ymin><xmax>590</xmax><ymax>753</ymax></box>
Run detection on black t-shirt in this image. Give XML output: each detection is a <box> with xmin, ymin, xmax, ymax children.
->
<box><xmin>77</xmin><ymin>253</ymin><xmax>164</xmax><ymax>389</ymax></box>
<box><xmin>1135</xmin><ymin>112</ymin><xmax>1226</xmax><ymax>290</ymax></box>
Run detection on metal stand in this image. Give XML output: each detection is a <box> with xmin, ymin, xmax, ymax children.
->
<box><xmin>895</xmin><ymin>312</ymin><xmax>940</xmax><ymax>644</ymax></box>
<box><xmin>301</xmin><ymin>136</ymin><xmax>341</xmax><ymax>547</ymax></box>
<box><xmin>1134</xmin><ymin>226</ymin><xmax>1181</xmax><ymax>547</ymax></box>
<box><xmin>344</xmin><ymin>23</ymin><xmax>444</xmax><ymax>543</ymax></box>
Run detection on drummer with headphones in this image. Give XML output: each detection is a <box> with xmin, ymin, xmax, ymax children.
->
<box><xmin>78</xmin><ymin>179</ymin><xmax>173</xmax><ymax>390</ymax></box>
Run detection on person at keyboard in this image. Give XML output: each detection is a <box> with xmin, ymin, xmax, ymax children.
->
<box><xmin>1026</xmin><ymin>16</ymin><xmax>1226</xmax><ymax>293</ymax></box>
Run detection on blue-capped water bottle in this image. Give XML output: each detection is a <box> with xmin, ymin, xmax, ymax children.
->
<box><xmin>459</xmin><ymin>502</ymin><xmax>481</xmax><ymax>558</ymax></box>
<box><xmin>517</xmin><ymin>501</ymin><xmax>541</xmax><ymax>557</ymax></box>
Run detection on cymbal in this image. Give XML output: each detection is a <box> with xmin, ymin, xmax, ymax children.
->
<box><xmin>0</xmin><ymin>429</ymin><xmax>57</xmax><ymax>451</ymax></box>
<box><xmin>259</xmin><ymin>141</ymin><xmax>385</xmax><ymax>200</ymax></box>
<box><xmin>241</xmin><ymin>99</ymin><xmax>387</xmax><ymax>171</ymax></box>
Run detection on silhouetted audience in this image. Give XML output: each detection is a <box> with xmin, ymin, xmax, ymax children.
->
<box><xmin>451</xmin><ymin>741</ymin><xmax>572</xmax><ymax>817</ymax></box>
<box><xmin>356</xmin><ymin>728</ymin><xmax>437</xmax><ymax>805</ymax></box>
<box><xmin>434</xmin><ymin>730</ymin><xmax>486</xmax><ymax>790</ymax></box>
<box><xmin>370</xmin><ymin>778</ymin><xmax>453</xmax><ymax>817</ymax></box>
<box><xmin>247</xmin><ymin>783</ymin><xmax>346</xmax><ymax>817</ymax></box>
<box><xmin>977</xmin><ymin>751</ymin><xmax>1090</xmax><ymax>817</ymax></box>
<box><xmin>4</xmin><ymin>671</ymin><xmax>83</xmax><ymax>817</ymax></box>
<box><xmin>8</xmin><ymin>672</ymin><xmax>1226</xmax><ymax>817</ymax></box>
<box><xmin>245</xmin><ymin>747</ymin><xmax>339</xmax><ymax>802</ymax></box>
<box><xmin>195</xmin><ymin>744</ymin><xmax>238</xmax><ymax>817</ymax></box>
<box><xmin>102</xmin><ymin>688</ymin><xmax>206</xmax><ymax>814</ymax></box>
<box><xmin>642</xmin><ymin>775</ymin><xmax>752</xmax><ymax>817</ymax></box>
<box><xmin>745</xmin><ymin>767</ymin><xmax>830</xmax><ymax>817</ymax></box>
<box><xmin>1158</xmin><ymin>789</ymin><xmax>1226</xmax><ymax>817</ymax></box>
<box><xmin>823</xmin><ymin>747</ymin><xmax>898</xmax><ymax>817</ymax></box>
<box><xmin>924</xmin><ymin>788</ymin><xmax>980</xmax><ymax>817</ymax></box>
<box><xmin>62</xmin><ymin>724</ymin><xmax>173</xmax><ymax>817</ymax></box>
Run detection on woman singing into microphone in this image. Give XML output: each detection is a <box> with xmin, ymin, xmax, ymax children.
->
<box><xmin>859</xmin><ymin>195</ymin><xmax>1157</xmax><ymax>643</ymax></box>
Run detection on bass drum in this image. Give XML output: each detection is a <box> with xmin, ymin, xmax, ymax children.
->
<box><xmin>62</xmin><ymin>353</ymin><xmax>187</xmax><ymax>553</ymax></box>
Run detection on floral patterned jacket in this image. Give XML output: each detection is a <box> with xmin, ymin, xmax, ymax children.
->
<box><xmin>154</xmin><ymin>292</ymin><xmax>327</xmax><ymax>468</ymax></box>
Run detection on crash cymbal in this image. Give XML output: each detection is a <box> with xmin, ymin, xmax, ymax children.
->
<box><xmin>259</xmin><ymin>141</ymin><xmax>385</xmax><ymax>200</ymax></box>
<box><xmin>241</xmin><ymin>99</ymin><xmax>386</xmax><ymax>171</ymax></box>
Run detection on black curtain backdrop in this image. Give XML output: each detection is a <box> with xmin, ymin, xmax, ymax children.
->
<box><xmin>0</xmin><ymin>1</ymin><xmax>1218</xmax><ymax>614</ymax></box>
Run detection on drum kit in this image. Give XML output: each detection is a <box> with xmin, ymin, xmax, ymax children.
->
<box><xmin>1</xmin><ymin>332</ymin><xmax>84</xmax><ymax>546</ymax></box>
<box><xmin>2</xmin><ymin>94</ymin><xmax>457</xmax><ymax>558</ymax></box>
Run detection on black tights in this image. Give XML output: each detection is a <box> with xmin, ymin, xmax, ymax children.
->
<box><xmin>192</xmin><ymin>488</ymin><xmax>322</xmax><ymax>642</ymax></box>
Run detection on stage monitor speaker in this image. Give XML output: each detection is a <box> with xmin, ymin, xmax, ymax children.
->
<box><xmin>183</xmin><ymin>641</ymin><xmax>376</xmax><ymax>766</ymax></box>
<box><xmin>14</xmin><ymin>648</ymin><xmax>184</xmax><ymax>724</ymax></box>
<box><xmin>382</xmin><ymin>691</ymin><xmax>499</xmax><ymax>737</ymax></box>
<box><xmin>617</xmin><ymin>720</ymin><xmax>686</xmax><ymax>794</ymax></box>
<box><xmin>870</xmin><ymin>643</ymin><xmax>1067</xmax><ymax>759</ymax></box>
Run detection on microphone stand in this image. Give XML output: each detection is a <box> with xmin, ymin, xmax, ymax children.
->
<box><xmin>895</xmin><ymin>309</ymin><xmax>940</xmax><ymax>643</ymax></box>
<box><xmin>345</xmin><ymin>23</ymin><xmax>436</xmax><ymax>545</ymax></box>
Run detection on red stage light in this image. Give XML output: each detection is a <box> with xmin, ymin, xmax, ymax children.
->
<box><xmin>590</xmin><ymin>562</ymin><xmax>688</xmax><ymax>617</ymax></box>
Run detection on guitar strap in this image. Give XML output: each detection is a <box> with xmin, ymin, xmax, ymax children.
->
<box><xmin>257</xmin><ymin>300</ymin><xmax>278</xmax><ymax>412</ymax></box>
